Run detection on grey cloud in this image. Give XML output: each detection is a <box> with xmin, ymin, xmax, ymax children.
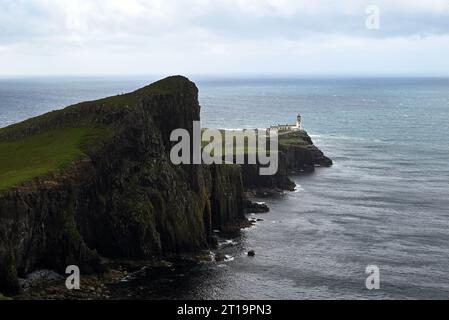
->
<box><xmin>1</xmin><ymin>0</ymin><xmax>449</xmax><ymax>45</ymax></box>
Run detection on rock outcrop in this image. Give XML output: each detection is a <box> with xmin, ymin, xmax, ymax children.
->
<box><xmin>240</xmin><ymin>153</ymin><xmax>296</xmax><ymax>192</ymax></box>
<box><xmin>241</xmin><ymin>131</ymin><xmax>333</xmax><ymax>193</ymax></box>
<box><xmin>280</xmin><ymin>131</ymin><xmax>333</xmax><ymax>172</ymax></box>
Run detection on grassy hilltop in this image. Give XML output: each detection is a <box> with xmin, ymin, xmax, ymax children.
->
<box><xmin>0</xmin><ymin>127</ymin><xmax>108</xmax><ymax>192</ymax></box>
<box><xmin>0</xmin><ymin>76</ymin><xmax>190</xmax><ymax>192</ymax></box>
<box><xmin>201</xmin><ymin>129</ymin><xmax>311</xmax><ymax>158</ymax></box>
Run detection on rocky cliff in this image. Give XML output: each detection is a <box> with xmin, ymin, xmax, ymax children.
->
<box><xmin>280</xmin><ymin>131</ymin><xmax>333</xmax><ymax>172</ymax></box>
<box><xmin>0</xmin><ymin>76</ymin><xmax>246</xmax><ymax>294</ymax></box>
<box><xmin>241</xmin><ymin>131</ymin><xmax>333</xmax><ymax>193</ymax></box>
<box><xmin>0</xmin><ymin>76</ymin><xmax>332</xmax><ymax>295</ymax></box>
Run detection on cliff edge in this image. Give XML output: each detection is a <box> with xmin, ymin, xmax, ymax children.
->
<box><xmin>241</xmin><ymin>130</ymin><xmax>333</xmax><ymax>193</ymax></box>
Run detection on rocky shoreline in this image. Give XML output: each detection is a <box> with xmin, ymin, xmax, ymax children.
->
<box><xmin>0</xmin><ymin>76</ymin><xmax>331</xmax><ymax>299</ymax></box>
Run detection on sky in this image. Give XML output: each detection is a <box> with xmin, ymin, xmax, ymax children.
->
<box><xmin>1</xmin><ymin>0</ymin><xmax>449</xmax><ymax>76</ymax></box>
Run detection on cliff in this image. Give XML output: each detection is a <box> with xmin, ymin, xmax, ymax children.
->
<box><xmin>0</xmin><ymin>76</ymin><xmax>245</xmax><ymax>294</ymax></box>
<box><xmin>0</xmin><ymin>76</ymin><xmax>332</xmax><ymax>295</ymax></box>
<box><xmin>241</xmin><ymin>131</ymin><xmax>333</xmax><ymax>193</ymax></box>
<box><xmin>280</xmin><ymin>131</ymin><xmax>333</xmax><ymax>171</ymax></box>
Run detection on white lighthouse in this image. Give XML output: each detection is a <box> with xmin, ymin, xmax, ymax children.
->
<box><xmin>267</xmin><ymin>114</ymin><xmax>303</xmax><ymax>133</ymax></box>
<box><xmin>296</xmin><ymin>114</ymin><xmax>302</xmax><ymax>130</ymax></box>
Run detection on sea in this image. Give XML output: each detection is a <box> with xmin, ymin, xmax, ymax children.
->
<box><xmin>1</xmin><ymin>76</ymin><xmax>449</xmax><ymax>300</ymax></box>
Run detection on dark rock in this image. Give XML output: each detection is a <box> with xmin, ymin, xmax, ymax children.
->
<box><xmin>248</xmin><ymin>250</ymin><xmax>256</xmax><ymax>257</ymax></box>
<box><xmin>210</xmin><ymin>236</ymin><xmax>219</xmax><ymax>249</ymax></box>
<box><xmin>241</xmin><ymin>152</ymin><xmax>296</xmax><ymax>192</ymax></box>
<box><xmin>240</xmin><ymin>130</ymin><xmax>332</xmax><ymax>193</ymax></box>
<box><xmin>244</xmin><ymin>200</ymin><xmax>270</xmax><ymax>214</ymax></box>
<box><xmin>280</xmin><ymin>131</ymin><xmax>333</xmax><ymax>171</ymax></box>
<box><xmin>215</xmin><ymin>253</ymin><xmax>226</xmax><ymax>262</ymax></box>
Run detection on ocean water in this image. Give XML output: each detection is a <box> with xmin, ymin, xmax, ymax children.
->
<box><xmin>1</xmin><ymin>76</ymin><xmax>449</xmax><ymax>299</ymax></box>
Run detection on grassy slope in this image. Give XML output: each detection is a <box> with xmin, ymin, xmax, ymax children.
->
<box><xmin>202</xmin><ymin>130</ymin><xmax>257</xmax><ymax>158</ymax></box>
<box><xmin>0</xmin><ymin>127</ymin><xmax>108</xmax><ymax>192</ymax></box>
<box><xmin>0</xmin><ymin>293</ymin><xmax>12</xmax><ymax>300</ymax></box>
<box><xmin>0</xmin><ymin>76</ymin><xmax>189</xmax><ymax>192</ymax></box>
<box><xmin>200</xmin><ymin>130</ymin><xmax>303</xmax><ymax>158</ymax></box>
<box><xmin>0</xmin><ymin>76</ymin><xmax>188</xmax><ymax>137</ymax></box>
<box><xmin>278</xmin><ymin>132</ymin><xmax>309</xmax><ymax>147</ymax></box>
<box><xmin>92</xmin><ymin>75</ymin><xmax>191</xmax><ymax>107</ymax></box>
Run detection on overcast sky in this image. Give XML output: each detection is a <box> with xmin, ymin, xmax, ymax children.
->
<box><xmin>1</xmin><ymin>0</ymin><xmax>449</xmax><ymax>76</ymax></box>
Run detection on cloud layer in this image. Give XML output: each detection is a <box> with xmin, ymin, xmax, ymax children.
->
<box><xmin>1</xmin><ymin>0</ymin><xmax>449</xmax><ymax>76</ymax></box>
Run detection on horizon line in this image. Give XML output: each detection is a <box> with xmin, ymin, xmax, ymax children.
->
<box><xmin>1</xmin><ymin>73</ymin><xmax>449</xmax><ymax>80</ymax></box>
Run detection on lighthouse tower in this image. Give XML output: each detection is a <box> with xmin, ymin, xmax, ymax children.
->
<box><xmin>296</xmin><ymin>114</ymin><xmax>302</xmax><ymax>130</ymax></box>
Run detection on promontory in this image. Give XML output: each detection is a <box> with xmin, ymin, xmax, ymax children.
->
<box><xmin>0</xmin><ymin>76</ymin><xmax>331</xmax><ymax>295</ymax></box>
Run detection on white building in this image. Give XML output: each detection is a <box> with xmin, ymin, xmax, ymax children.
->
<box><xmin>268</xmin><ymin>114</ymin><xmax>302</xmax><ymax>132</ymax></box>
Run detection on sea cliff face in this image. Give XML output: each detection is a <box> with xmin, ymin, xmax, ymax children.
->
<box><xmin>0</xmin><ymin>76</ymin><xmax>331</xmax><ymax>295</ymax></box>
<box><xmin>241</xmin><ymin>131</ymin><xmax>333</xmax><ymax>193</ymax></box>
<box><xmin>0</xmin><ymin>76</ymin><xmax>246</xmax><ymax>294</ymax></box>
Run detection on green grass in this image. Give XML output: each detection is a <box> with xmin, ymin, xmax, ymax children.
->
<box><xmin>0</xmin><ymin>76</ymin><xmax>190</xmax><ymax>192</ymax></box>
<box><xmin>0</xmin><ymin>127</ymin><xmax>109</xmax><ymax>192</ymax></box>
<box><xmin>201</xmin><ymin>129</ymin><xmax>309</xmax><ymax>160</ymax></box>
<box><xmin>278</xmin><ymin>132</ymin><xmax>308</xmax><ymax>147</ymax></box>
<box><xmin>278</xmin><ymin>137</ymin><xmax>306</xmax><ymax>147</ymax></box>
<box><xmin>63</xmin><ymin>75</ymin><xmax>193</xmax><ymax>112</ymax></box>
<box><xmin>0</xmin><ymin>293</ymin><xmax>12</xmax><ymax>301</ymax></box>
<box><xmin>201</xmin><ymin>130</ymin><xmax>273</xmax><ymax>158</ymax></box>
<box><xmin>0</xmin><ymin>76</ymin><xmax>191</xmax><ymax>138</ymax></box>
<box><xmin>95</xmin><ymin>75</ymin><xmax>192</xmax><ymax>107</ymax></box>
